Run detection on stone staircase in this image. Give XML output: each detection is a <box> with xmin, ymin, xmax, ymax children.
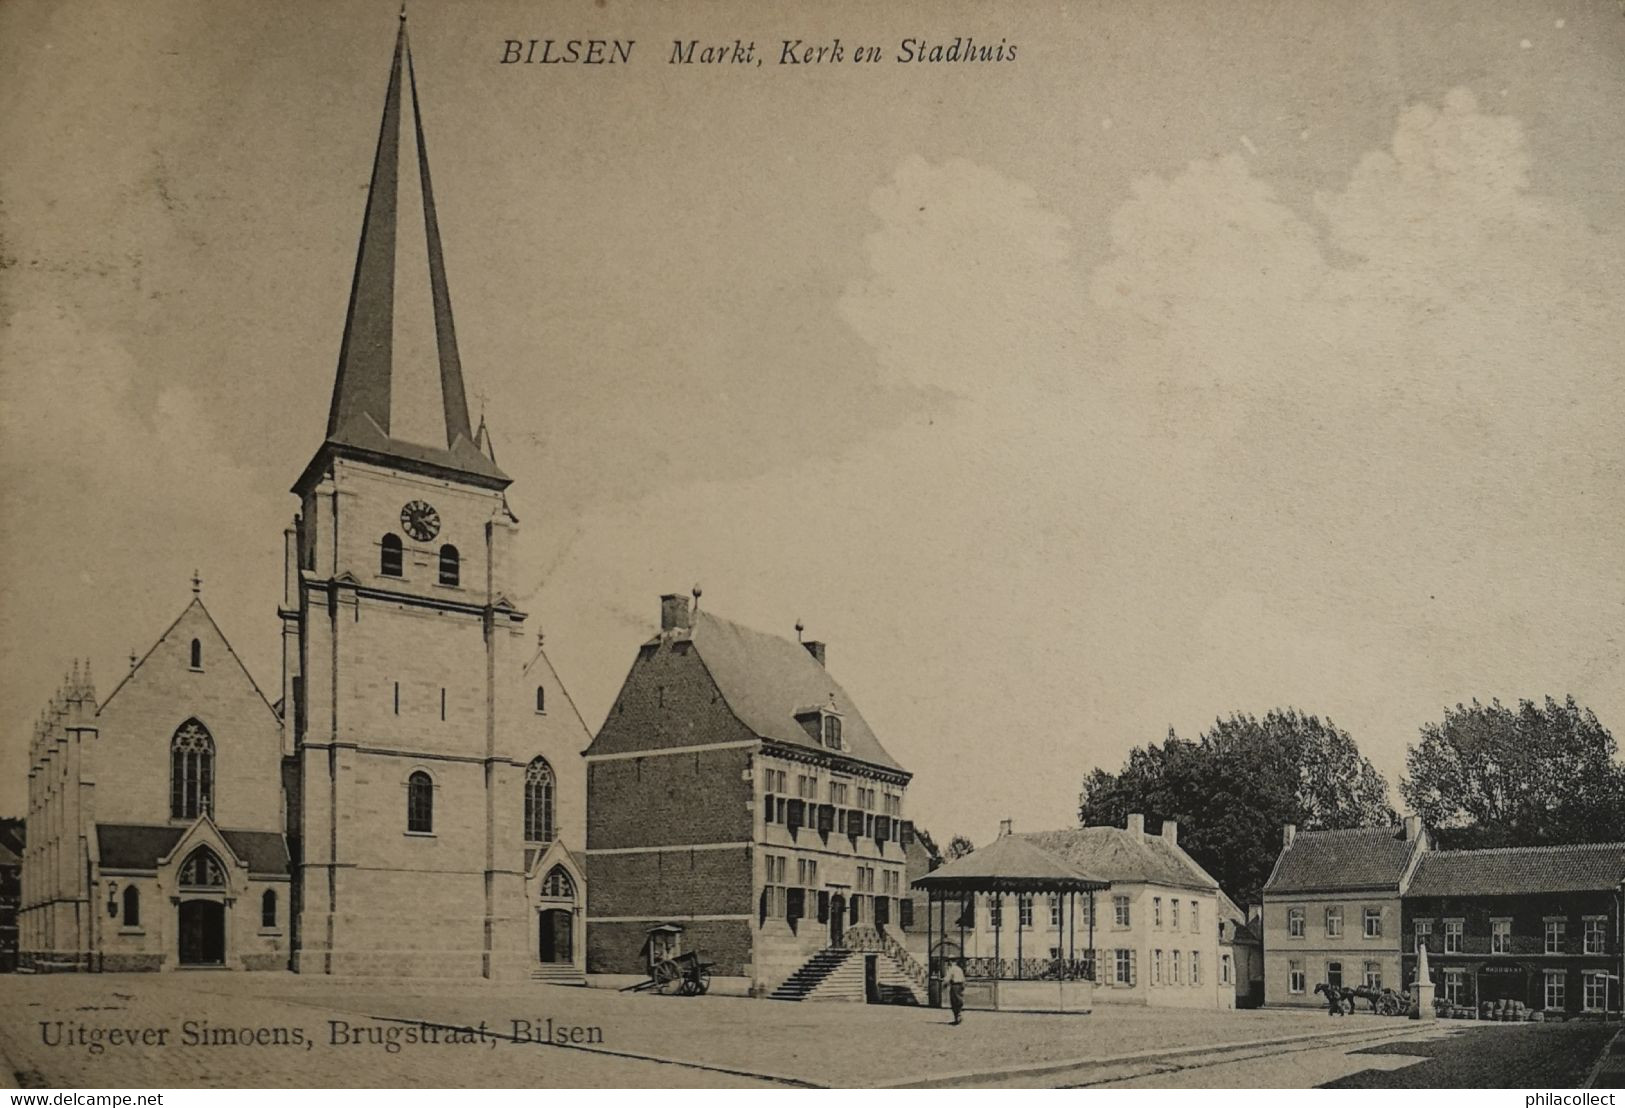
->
<box><xmin>769</xmin><ymin>949</ymin><xmax>852</xmax><ymax>1001</ymax></box>
<box><xmin>530</xmin><ymin>963</ymin><xmax>587</xmax><ymax>987</ymax></box>
<box><xmin>769</xmin><ymin>937</ymin><xmax>924</xmax><ymax>1004</ymax></box>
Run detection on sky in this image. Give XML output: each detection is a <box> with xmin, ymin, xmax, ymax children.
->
<box><xmin>1</xmin><ymin>0</ymin><xmax>1622</xmax><ymax>846</ymax></box>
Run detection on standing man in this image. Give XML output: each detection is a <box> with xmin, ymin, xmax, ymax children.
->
<box><xmin>946</xmin><ymin>958</ymin><xmax>967</xmax><ymax>1025</ymax></box>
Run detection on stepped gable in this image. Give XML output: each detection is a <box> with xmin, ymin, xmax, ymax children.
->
<box><xmin>1262</xmin><ymin>826</ymin><xmax>1414</xmax><ymax>894</ymax></box>
<box><xmin>1408</xmin><ymin>842</ymin><xmax>1625</xmax><ymax>897</ymax></box>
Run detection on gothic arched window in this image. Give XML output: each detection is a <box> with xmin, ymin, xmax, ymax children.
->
<box><xmin>541</xmin><ymin>866</ymin><xmax>574</xmax><ymax>899</ymax></box>
<box><xmin>170</xmin><ymin>720</ymin><xmax>214</xmax><ymax>820</ymax></box>
<box><xmin>438</xmin><ymin>544</ymin><xmax>460</xmax><ymax>586</ymax></box>
<box><xmin>122</xmin><ymin>885</ymin><xmax>140</xmax><ymax>927</ymax></box>
<box><xmin>261</xmin><ymin>889</ymin><xmax>278</xmax><ymax>928</ymax></box>
<box><xmin>179</xmin><ymin>847</ymin><xmax>226</xmax><ymax>887</ymax></box>
<box><xmin>535</xmin><ymin>685</ymin><xmax>546</xmax><ymax>714</ymax></box>
<box><xmin>189</xmin><ymin>638</ymin><xmax>203</xmax><ymax>669</ymax></box>
<box><xmin>380</xmin><ymin>534</ymin><xmax>403</xmax><ymax>577</ymax></box>
<box><xmin>407</xmin><ymin>771</ymin><xmax>434</xmax><ymax>833</ymax></box>
<box><xmin>524</xmin><ymin>757</ymin><xmax>555</xmax><ymax>844</ymax></box>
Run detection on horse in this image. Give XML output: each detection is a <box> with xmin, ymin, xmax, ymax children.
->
<box><xmin>1314</xmin><ymin>982</ymin><xmax>1355</xmax><ymax>1016</ymax></box>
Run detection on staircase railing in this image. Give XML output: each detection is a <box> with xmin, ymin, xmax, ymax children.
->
<box><xmin>839</xmin><ymin>925</ymin><xmax>928</xmax><ymax>990</ymax></box>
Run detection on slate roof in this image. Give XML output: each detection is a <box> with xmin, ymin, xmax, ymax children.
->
<box><xmin>1263</xmin><ymin>826</ymin><xmax>1418</xmax><ymax>894</ymax></box>
<box><xmin>1020</xmin><ymin>827</ymin><xmax>1221</xmax><ymax>892</ymax></box>
<box><xmin>294</xmin><ymin>16</ymin><xmax>509</xmax><ymax>495</ymax></box>
<box><xmin>686</xmin><ymin>609</ymin><xmax>906</xmax><ymax>774</ymax></box>
<box><xmin>912</xmin><ymin>833</ymin><xmax>1109</xmax><ymax>893</ymax></box>
<box><xmin>1407</xmin><ymin>842</ymin><xmax>1625</xmax><ymax>898</ymax></box>
<box><xmin>96</xmin><ymin>824</ymin><xmax>289</xmax><ymax>878</ymax></box>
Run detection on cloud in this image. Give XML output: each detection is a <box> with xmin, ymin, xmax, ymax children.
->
<box><xmin>0</xmin><ymin>303</ymin><xmax>279</xmax><ymax>810</ymax></box>
<box><xmin>757</xmin><ymin>88</ymin><xmax>1625</xmax><ymax>837</ymax></box>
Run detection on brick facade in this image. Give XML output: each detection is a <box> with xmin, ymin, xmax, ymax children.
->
<box><xmin>585</xmin><ymin>596</ymin><xmax>917</xmax><ymax>996</ymax></box>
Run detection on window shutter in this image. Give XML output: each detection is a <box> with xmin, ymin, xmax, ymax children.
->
<box><xmin>847</xmin><ymin>810</ymin><xmax>861</xmax><ymax>839</ymax></box>
<box><xmin>818</xmin><ymin>890</ymin><xmax>831</xmax><ymax>923</ymax></box>
<box><xmin>788</xmin><ymin>887</ymin><xmax>804</xmax><ymax>922</ymax></box>
<box><xmin>900</xmin><ymin>820</ymin><xmax>915</xmax><ymax>847</ymax></box>
<box><xmin>876</xmin><ymin>896</ymin><xmax>891</xmax><ymax>927</ymax></box>
<box><xmin>759</xmin><ymin>888</ymin><xmax>769</xmax><ymax>926</ymax></box>
<box><xmin>763</xmin><ymin>795</ymin><xmax>776</xmax><ymax>824</ymax></box>
<box><xmin>817</xmin><ymin>804</ymin><xmax>835</xmax><ymax>833</ymax></box>
<box><xmin>1130</xmin><ymin>949</ymin><xmax>1138</xmax><ymax>987</ymax></box>
<box><xmin>850</xmin><ymin>896</ymin><xmax>860</xmax><ymax>924</ymax></box>
<box><xmin>899</xmin><ymin>898</ymin><xmax>914</xmax><ymax>930</ymax></box>
<box><xmin>875</xmin><ymin>815</ymin><xmax>891</xmax><ymax>843</ymax></box>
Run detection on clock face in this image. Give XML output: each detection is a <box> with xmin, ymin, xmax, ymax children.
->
<box><xmin>400</xmin><ymin>500</ymin><xmax>441</xmax><ymax>542</ymax></box>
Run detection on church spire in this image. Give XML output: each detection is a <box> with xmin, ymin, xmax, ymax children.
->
<box><xmin>309</xmin><ymin>8</ymin><xmax>506</xmax><ymax>492</ymax></box>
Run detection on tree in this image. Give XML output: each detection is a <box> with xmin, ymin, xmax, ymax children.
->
<box><xmin>914</xmin><ymin>827</ymin><xmax>942</xmax><ymax>864</ymax></box>
<box><xmin>1078</xmin><ymin>709</ymin><xmax>1394</xmax><ymax>905</ymax></box>
<box><xmin>944</xmin><ymin>834</ymin><xmax>975</xmax><ymax>861</ymax></box>
<box><xmin>1401</xmin><ymin>696</ymin><xmax>1625</xmax><ymax>849</ymax></box>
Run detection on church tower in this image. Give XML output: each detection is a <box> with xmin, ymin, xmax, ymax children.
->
<box><xmin>284</xmin><ymin>11</ymin><xmax>587</xmax><ymax>979</ymax></box>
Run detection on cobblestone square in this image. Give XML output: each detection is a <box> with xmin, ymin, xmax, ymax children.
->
<box><xmin>0</xmin><ymin>972</ymin><xmax>1493</xmax><ymax>1089</ymax></box>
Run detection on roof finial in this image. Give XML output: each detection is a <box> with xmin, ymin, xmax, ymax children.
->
<box><xmin>129</xmin><ymin>648</ymin><xmax>138</xmax><ymax>674</ymax></box>
<box><xmin>192</xmin><ymin>569</ymin><xmax>202</xmax><ymax>596</ymax></box>
<box><xmin>795</xmin><ymin>618</ymin><xmax>804</xmax><ymax>642</ymax></box>
<box><xmin>536</xmin><ymin>628</ymin><xmax>546</xmax><ymax>648</ymax></box>
<box><xmin>400</xmin><ymin>0</ymin><xmax>408</xmax><ymax>23</ymax></box>
<box><xmin>691</xmin><ymin>584</ymin><xmax>702</xmax><ymax>611</ymax></box>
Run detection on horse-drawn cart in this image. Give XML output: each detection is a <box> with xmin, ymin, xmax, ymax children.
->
<box><xmin>625</xmin><ymin>950</ymin><xmax>712</xmax><ymax>995</ymax></box>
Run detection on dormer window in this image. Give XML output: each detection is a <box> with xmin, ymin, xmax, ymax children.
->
<box><xmin>822</xmin><ymin>714</ymin><xmax>842</xmax><ymax>750</ymax></box>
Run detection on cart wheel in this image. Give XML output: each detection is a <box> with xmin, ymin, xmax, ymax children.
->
<box><xmin>695</xmin><ymin>967</ymin><xmax>711</xmax><ymax>995</ymax></box>
<box><xmin>653</xmin><ymin>959</ymin><xmax>682</xmax><ymax>995</ymax></box>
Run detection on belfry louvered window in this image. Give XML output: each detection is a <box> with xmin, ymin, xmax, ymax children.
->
<box><xmin>380</xmin><ymin>533</ymin><xmax>403</xmax><ymax>577</ymax></box>
<box><xmin>170</xmin><ymin>720</ymin><xmax>214</xmax><ymax>820</ymax></box>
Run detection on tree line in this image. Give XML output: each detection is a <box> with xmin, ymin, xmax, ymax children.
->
<box><xmin>929</xmin><ymin>696</ymin><xmax>1624</xmax><ymax>908</ymax></box>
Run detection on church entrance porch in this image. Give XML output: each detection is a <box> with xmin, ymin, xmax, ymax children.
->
<box><xmin>178</xmin><ymin>900</ymin><xmax>226</xmax><ymax>966</ymax></box>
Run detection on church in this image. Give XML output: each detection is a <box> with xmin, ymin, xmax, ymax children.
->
<box><xmin>18</xmin><ymin>13</ymin><xmax>590</xmax><ymax>980</ymax></box>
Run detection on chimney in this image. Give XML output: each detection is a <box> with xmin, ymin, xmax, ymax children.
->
<box><xmin>1283</xmin><ymin>823</ymin><xmax>1297</xmax><ymax>848</ymax></box>
<box><xmin>1403</xmin><ymin>815</ymin><xmax>1421</xmax><ymax>842</ymax></box>
<box><xmin>998</xmin><ymin>818</ymin><xmax>1013</xmax><ymax>838</ymax></box>
<box><xmin>660</xmin><ymin>593</ymin><xmax>691</xmax><ymax>632</ymax></box>
<box><xmin>1127</xmin><ymin>813</ymin><xmax>1145</xmax><ymax>838</ymax></box>
<box><xmin>1162</xmin><ymin>819</ymin><xmax>1179</xmax><ymax>847</ymax></box>
<box><xmin>802</xmin><ymin>640</ymin><xmax>826</xmax><ymax>666</ymax></box>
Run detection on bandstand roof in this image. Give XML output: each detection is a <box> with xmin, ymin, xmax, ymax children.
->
<box><xmin>911</xmin><ymin>833</ymin><xmax>1110</xmax><ymax>894</ymax></box>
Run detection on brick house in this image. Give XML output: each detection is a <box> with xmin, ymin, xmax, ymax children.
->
<box><xmin>1260</xmin><ymin>820</ymin><xmax>1430</xmax><ymax>1007</ymax></box>
<box><xmin>585</xmin><ymin>595</ymin><xmax>920</xmax><ymax>998</ymax></box>
<box><xmin>1403</xmin><ymin>844</ymin><xmax>1625</xmax><ymax>1018</ymax></box>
